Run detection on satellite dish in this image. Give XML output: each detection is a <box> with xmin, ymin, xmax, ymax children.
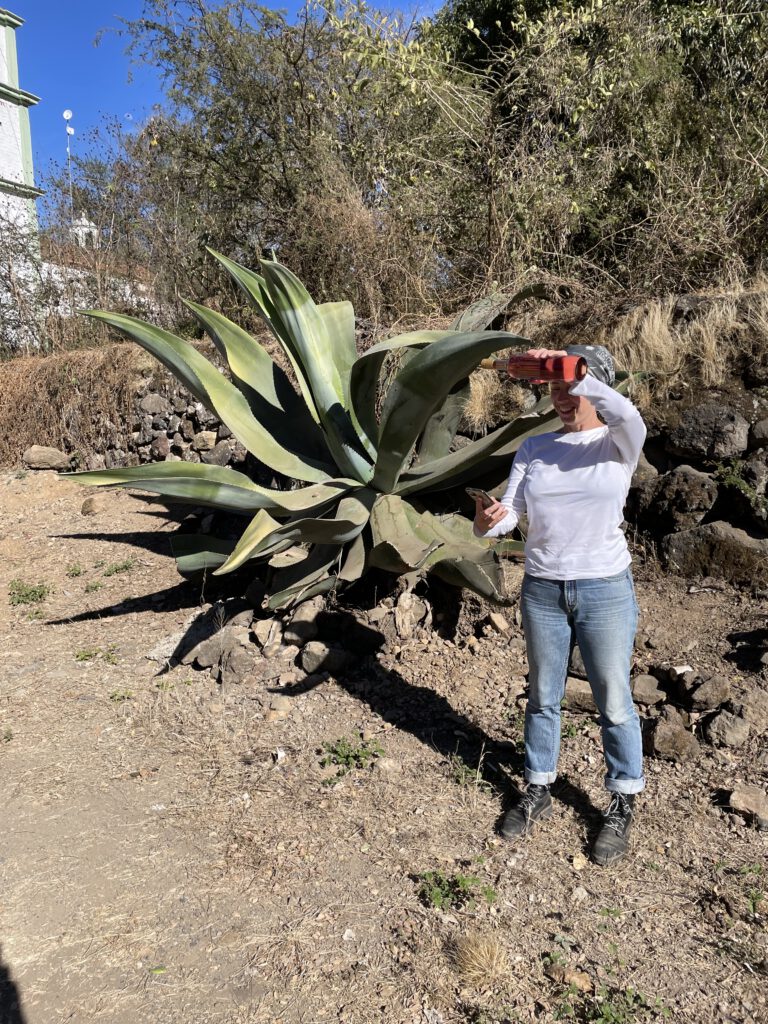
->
<box><xmin>63</xmin><ymin>109</ymin><xmax>73</xmax><ymax>121</ymax></box>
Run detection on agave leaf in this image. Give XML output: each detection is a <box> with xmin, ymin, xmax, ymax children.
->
<box><xmin>414</xmin><ymin>381</ymin><xmax>471</xmax><ymax>464</ymax></box>
<box><xmin>259</xmin><ymin>262</ymin><xmax>373</xmax><ymax>481</ymax></box>
<box><xmin>369</xmin><ymin>494</ymin><xmax>443</xmax><ymax>572</ymax></box>
<box><xmin>70</xmin><ymin>464</ymin><xmax>359</xmax><ymax>515</ymax></box>
<box><xmin>373</xmin><ymin>330</ymin><xmax>528</xmax><ymax>492</ymax></box>
<box><xmin>168</xmin><ymin>534</ymin><xmax>234</xmax><ymax>576</ymax></box>
<box><xmin>397</xmin><ymin>397</ymin><xmax>557</xmax><ymax>495</ymax></box>
<box><xmin>398</xmin><ymin>507</ymin><xmax>508</xmax><ymax>602</ymax></box>
<box><xmin>350</xmin><ymin>330</ymin><xmax>458</xmax><ymax>447</ymax></box>
<box><xmin>82</xmin><ymin>311</ymin><xmax>334</xmax><ymax>484</ymax></box>
<box><xmin>337</xmin><ymin>532</ymin><xmax>367</xmax><ymax>582</ymax></box>
<box><xmin>450</xmin><ymin>284</ymin><xmax>549</xmax><ymax>332</ymax></box>
<box><xmin>369</xmin><ymin>495</ymin><xmax>507</xmax><ymax>601</ymax></box>
<box><xmin>215</xmin><ymin>489</ymin><xmax>377</xmax><ymax>575</ymax></box>
<box><xmin>430</xmin><ymin>554</ymin><xmax>509</xmax><ymax>603</ymax></box>
<box><xmin>316</xmin><ymin>301</ymin><xmax>357</xmax><ymax>404</ymax></box>
<box><xmin>414</xmin><ymin>286</ymin><xmax>549</xmax><ymax>463</ymax></box>
<box><xmin>268</xmin><ymin>574</ymin><xmax>337</xmax><ymax>611</ymax></box>
<box><xmin>317</xmin><ymin>300</ymin><xmax>376</xmax><ymax>461</ymax></box>
<box><xmin>268</xmin><ymin>543</ymin><xmax>341</xmax><ymax>609</ymax></box>
<box><xmin>206</xmin><ymin>249</ymin><xmax>321</xmax><ymax>424</ymax></box>
<box><xmin>182</xmin><ymin>299</ymin><xmax>331</xmax><ymax>462</ymax></box>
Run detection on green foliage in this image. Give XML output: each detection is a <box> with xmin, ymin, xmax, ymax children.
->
<box><xmin>102</xmin><ymin>559</ymin><xmax>135</xmax><ymax>577</ymax></box>
<box><xmin>85</xmin><ymin>581</ymin><xmax>103</xmax><ymax>594</ymax></box>
<box><xmin>9</xmin><ymin>580</ymin><xmax>50</xmax><ymax>606</ymax></box>
<box><xmin>320</xmin><ymin>735</ymin><xmax>384</xmax><ymax>783</ymax></box>
<box><xmin>16</xmin><ymin>0</ymin><xmax>766</xmax><ymax>365</ymax></box>
<box><xmin>416</xmin><ymin>868</ymin><xmax>496</xmax><ymax>910</ymax></box>
<box><xmin>321</xmin><ymin>735</ymin><xmax>383</xmax><ymax>770</ymax></box>
<box><xmin>552</xmin><ymin>984</ymin><xmax>671</xmax><ymax>1023</ymax></box>
<box><xmin>65</xmin><ymin>563</ymin><xmax>84</xmax><ymax>578</ymax></box>
<box><xmin>75</xmin><ymin>646</ymin><xmax>119</xmax><ymax>664</ymax></box>
<box><xmin>447</xmin><ymin>752</ymin><xmax>492</xmax><ymax>792</ymax></box>
<box><xmin>73</xmin><ymin>255</ymin><xmax>561</xmax><ymax>608</ymax></box>
<box><xmin>109</xmin><ymin>690</ymin><xmax>133</xmax><ymax>703</ymax></box>
<box><xmin>714</xmin><ymin>459</ymin><xmax>768</xmax><ymax>520</ymax></box>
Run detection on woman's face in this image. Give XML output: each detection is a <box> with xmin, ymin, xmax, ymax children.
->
<box><xmin>549</xmin><ymin>382</ymin><xmax>601</xmax><ymax>432</ymax></box>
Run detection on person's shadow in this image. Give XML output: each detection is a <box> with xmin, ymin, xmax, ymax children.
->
<box><xmin>279</xmin><ymin>608</ymin><xmax>600</xmax><ymax>842</ymax></box>
<box><xmin>0</xmin><ymin>947</ymin><xmax>26</xmax><ymax>1024</ymax></box>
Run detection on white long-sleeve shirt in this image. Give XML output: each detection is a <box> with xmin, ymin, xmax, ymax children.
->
<box><xmin>475</xmin><ymin>376</ymin><xmax>647</xmax><ymax>580</ymax></box>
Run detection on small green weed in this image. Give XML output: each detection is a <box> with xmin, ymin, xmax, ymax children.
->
<box><xmin>320</xmin><ymin>735</ymin><xmax>383</xmax><ymax>784</ymax></box>
<box><xmin>93</xmin><ymin>560</ymin><xmax>106</xmax><ymax>569</ymax></box>
<box><xmin>109</xmin><ymin>690</ymin><xmax>133</xmax><ymax>703</ymax></box>
<box><xmin>562</xmin><ymin>721</ymin><xmax>579</xmax><ymax>739</ymax></box>
<box><xmin>599</xmin><ymin>907</ymin><xmax>622</xmax><ymax>919</ymax></box>
<box><xmin>13</xmin><ymin>469</ymin><xmax>28</xmax><ymax>480</ymax></box>
<box><xmin>447</xmin><ymin>752</ymin><xmax>491</xmax><ymax>793</ymax></box>
<box><xmin>65</xmin><ymin>564</ymin><xmax>84</xmax><ymax>578</ymax></box>
<box><xmin>747</xmin><ymin>888</ymin><xmax>763</xmax><ymax>915</ymax></box>
<box><xmin>102</xmin><ymin>559</ymin><xmax>135</xmax><ymax>577</ymax></box>
<box><xmin>543</xmin><ymin>949</ymin><xmax>569</xmax><ymax>968</ymax></box>
<box><xmin>552</xmin><ymin>983</ymin><xmax>670</xmax><ymax>1022</ymax></box>
<box><xmin>75</xmin><ymin>645</ymin><xmax>118</xmax><ymax>664</ymax></box>
<box><xmin>155</xmin><ymin>679</ymin><xmax>175</xmax><ymax>691</ymax></box>
<box><xmin>85</xmin><ymin>581</ymin><xmax>103</xmax><ymax>593</ymax></box>
<box><xmin>3</xmin><ymin>727</ymin><xmax>13</xmax><ymax>743</ymax></box>
<box><xmin>75</xmin><ymin>647</ymin><xmax>100</xmax><ymax>662</ymax></box>
<box><xmin>9</xmin><ymin>579</ymin><xmax>50</xmax><ymax>606</ymax></box>
<box><xmin>416</xmin><ymin>869</ymin><xmax>496</xmax><ymax>911</ymax></box>
<box><xmin>739</xmin><ymin>863</ymin><xmax>764</xmax><ymax>878</ymax></box>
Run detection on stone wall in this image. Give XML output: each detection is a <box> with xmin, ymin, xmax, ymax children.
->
<box><xmin>23</xmin><ymin>378</ymin><xmax>248</xmax><ymax>475</ymax></box>
<box><xmin>20</xmin><ymin>372</ymin><xmax>768</xmax><ymax>587</ymax></box>
<box><xmin>626</xmin><ymin>385</ymin><xmax>768</xmax><ymax>584</ymax></box>
<box><xmin>84</xmin><ymin>382</ymin><xmax>247</xmax><ymax>473</ymax></box>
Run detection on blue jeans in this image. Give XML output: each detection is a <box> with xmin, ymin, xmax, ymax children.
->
<box><xmin>520</xmin><ymin>569</ymin><xmax>645</xmax><ymax>795</ymax></box>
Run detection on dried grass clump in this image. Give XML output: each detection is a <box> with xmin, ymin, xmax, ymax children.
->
<box><xmin>0</xmin><ymin>344</ymin><xmax>154</xmax><ymax>466</ymax></box>
<box><xmin>462</xmin><ymin>372</ymin><xmax>530</xmax><ymax>436</ymax></box>
<box><xmin>451</xmin><ymin>931</ymin><xmax>509</xmax><ymax>987</ymax></box>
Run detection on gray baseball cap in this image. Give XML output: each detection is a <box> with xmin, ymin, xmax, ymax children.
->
<box><xmin>565</xmin><ymin>344</ymin><xmax>615</xmax><ymax>386</ymax></box>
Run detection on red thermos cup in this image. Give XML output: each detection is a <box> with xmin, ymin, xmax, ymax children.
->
<box><xmin>479</xmin><ymin>354</ymin><xmax>588</xmax><ymax>383</ymax></box>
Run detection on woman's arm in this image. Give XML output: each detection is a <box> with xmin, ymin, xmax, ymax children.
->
<box><xmin>569</xmin><ymin>375</ymin><xmax>646</xmax><ymax>467</ymax></box>
<box><xmin>473</xmin><ymin>444</ymin><xmax>529</xmax><ymax>538</ymax></box>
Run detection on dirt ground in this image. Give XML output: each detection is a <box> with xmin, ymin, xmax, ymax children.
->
<box><xmin>1</xmin><ymin>471</ymin><xmax>766</xmax><ymax>1024</ymax></box>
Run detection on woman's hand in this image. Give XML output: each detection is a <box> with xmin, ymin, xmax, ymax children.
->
<box><xmin>525</xmin><ymin>348</ymin><xmax>568</xmax><ymax>359</ymax></box>
<box><xmin>474</xmin><ymin>497</ymin><xmax>509</xmax><ymax>534</ymax></box>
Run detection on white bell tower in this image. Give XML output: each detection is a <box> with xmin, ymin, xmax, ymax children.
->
<box><xmin>0</xmin><ymin>7</ymin><xmax>42</xmax><ymax>229</ymax></box>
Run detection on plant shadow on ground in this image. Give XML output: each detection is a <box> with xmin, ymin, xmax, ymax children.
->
<box><xmin>0</xmin><ymin>945</ymin><xmax>26</xmax><ymax>1024</ymax></box>
<box><xmin>289</xmin><ymin>608</ymin><xmax>599</xmax><ymax>841</ymax></box>
<box><xmin>43</xmin><ymin>519</ymin><xmax>600</xmax><ymax>837</ymax></box>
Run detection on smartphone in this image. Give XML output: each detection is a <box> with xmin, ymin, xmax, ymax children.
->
<box><xmin>465</xmin><ymin>486</ymin><xmax>496</xmax><ymax>509</ymax></box>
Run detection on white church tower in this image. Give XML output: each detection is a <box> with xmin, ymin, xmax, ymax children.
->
<box><xmin>0</xmin><ymin>7</ymin><xmax>42</xmax><ymax>229</ymax></box>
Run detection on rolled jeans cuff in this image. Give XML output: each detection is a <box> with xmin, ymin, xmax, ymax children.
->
<box><xmin>605</xmin><ymin>775</ymin><xmax>645</xmax><ymax>795</ymax></box>
<box><xmin>525</xmin><ymin>769</ymin><xmax>557</xmax><ymax>786</ymax></box>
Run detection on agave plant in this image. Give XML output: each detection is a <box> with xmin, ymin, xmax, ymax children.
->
<box><xmin>73</xmin><ymin>253</ymin><xmax>564</xmax><ymax>608</ymax></box>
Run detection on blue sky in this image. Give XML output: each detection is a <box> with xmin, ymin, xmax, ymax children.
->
<box><xmin>11</xmin><ymin>1</ymin><xmax>306</xmax><ymax>182</ymax></box>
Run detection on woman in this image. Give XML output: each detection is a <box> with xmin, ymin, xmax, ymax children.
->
<box><xmin>473</xmin><ymin>345</ymin><xmax>646</xmax><ymax>866</ymax></box>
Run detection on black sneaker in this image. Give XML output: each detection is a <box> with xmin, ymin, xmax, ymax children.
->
<box><xmin>592</xmin><ymin>793</ymin><xmax>635</xmax><ymax>866</ymax></box>
<box><xmin>501</xmin><ymin>783</ymin><xmax>553</xmax><ymax>839</ymax></box>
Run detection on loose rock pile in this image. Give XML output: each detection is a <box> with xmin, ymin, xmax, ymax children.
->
<box><xmin>629</xmin><ymin>394</ymin><xmax>768</xmax><ymax>583</ymax></box>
